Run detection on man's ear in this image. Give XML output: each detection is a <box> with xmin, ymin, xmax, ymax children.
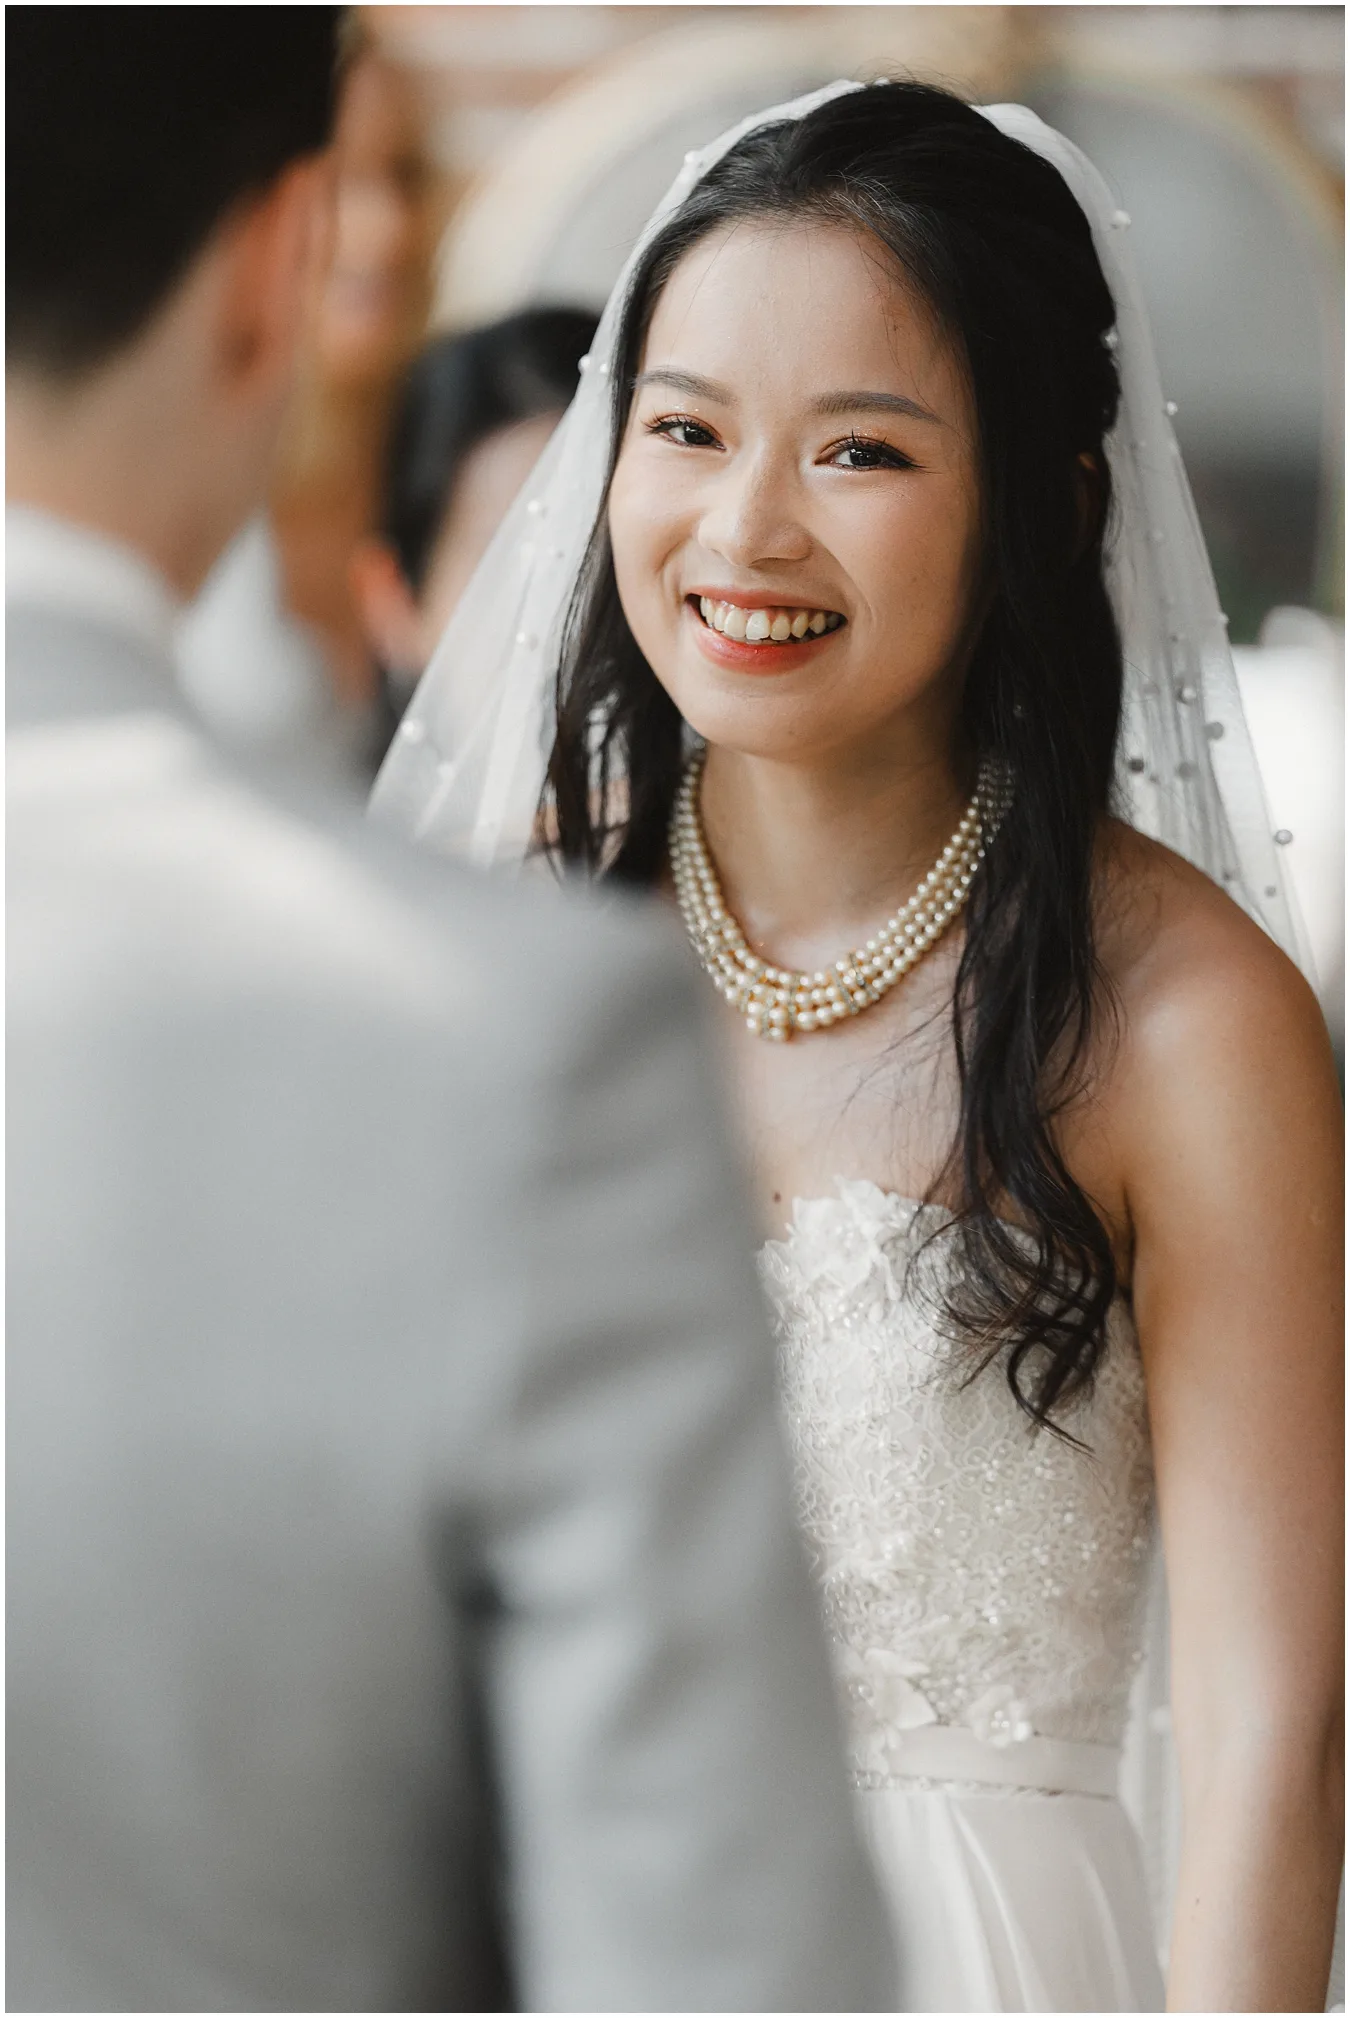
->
<box><xmin>214</xmin><ymin>154</ymin><xmax>335</xmax><ymax>399</ymax></box>
<box><xmin>349</xmin><ymin>536</ymin><xmax>426</xmax><ymax>678</ymax></box>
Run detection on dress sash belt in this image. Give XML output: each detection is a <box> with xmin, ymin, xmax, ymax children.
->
<box><xmin>853</xmin><ymin>1724</ymin><xmax>1121</xmax><ymax>1797</ymax></box>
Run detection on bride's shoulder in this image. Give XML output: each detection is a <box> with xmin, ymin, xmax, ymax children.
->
<box><xmin>1092</xmin><ymin>816</ymin><xmax>1329</xmax><ymax>1105</ymax></box>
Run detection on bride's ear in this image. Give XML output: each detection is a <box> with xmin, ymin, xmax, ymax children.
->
<box><xmin>1072</xmin><ymin>450</ymin><xmax>1105</xmax><ymax>559</ymax></box>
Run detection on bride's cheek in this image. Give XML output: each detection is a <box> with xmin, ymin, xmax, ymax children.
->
<box><xmin>610</xmin><ymin>534</ymin><xmax>665</xmax><ymax>669</ymax></box>
<box><xmin>610</xmin><ymin>465</ymin><xmax>661</xmax><ymax>559</ymax></box>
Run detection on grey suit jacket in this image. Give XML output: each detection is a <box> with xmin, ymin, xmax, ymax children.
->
<box><xmin>7</xmin><ymin>606</ymin><xmax>895</xmax><ymax>2013</ymax></box>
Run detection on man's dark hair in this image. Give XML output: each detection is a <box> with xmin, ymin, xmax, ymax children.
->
<box><xmin>7</xmin><ymin>5</ymin><xmax>343</xmax><ymax>379</ymax></box>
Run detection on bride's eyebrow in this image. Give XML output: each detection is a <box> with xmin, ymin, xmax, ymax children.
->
<box><xmin>634</xmin><ymin>368</ymin><xmax>732</xmax><ymax>402</ymax></box>
<box><xmin>633</xmin><ymin>371</ymin><xmax>943</xmax><ymax>429</ymax></box>
<box><xmin>814</xmin><ymin>389</ymin><xmax>943</xmax><ymax>425</ymax></box>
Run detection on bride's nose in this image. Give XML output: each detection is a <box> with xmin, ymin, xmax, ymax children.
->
<box><xmin>696</xmin><ymin>451</ymin><xmax>812</xmax><ymax>570</ymax></box>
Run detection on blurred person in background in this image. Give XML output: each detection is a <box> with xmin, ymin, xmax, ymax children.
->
<box><xmin>178</xmin><ymin>15</ymin><xmax>435</xmax><ymax>787</ymax></box>
<box><xmin>376</xmin><ymin>78</ymin><xmax>1343</xmax><ymax>2013</ymax></box>
<box><xmin>351</xmin><ymin>307</ymin><xmax>599</xmax><ymax>765</ymax></box>
<box><xmin>6</xmin><ymin>10</ymin><xmax>896</xmax><ymax>2011</ymax></box>
<box><xmin>272</xmin><ymin>18</ymin><xmax>434</xmax><ymax>701</ymax></box>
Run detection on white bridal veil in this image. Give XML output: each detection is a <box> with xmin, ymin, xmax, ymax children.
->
<box><xmin>370</xmin><ymin>83</ymin><xmax>1303</xmax><ymax>971</ymax></box>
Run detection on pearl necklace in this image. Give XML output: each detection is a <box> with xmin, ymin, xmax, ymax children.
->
<box><xmin>669</xmin><ymin>750</ymin><xmax>1009</xmax><ymax>1040</ymax></box>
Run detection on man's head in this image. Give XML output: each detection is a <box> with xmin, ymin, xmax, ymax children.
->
<box><xmin>7</xmin><ymin>6</ymin><xmax>344</xmax><ymax>591</ymax></box>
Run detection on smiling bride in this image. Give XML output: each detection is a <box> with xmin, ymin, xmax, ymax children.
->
<box><xmin>373</xmin><ymin>81</ymin><xmax>1343</xmax><ymax>2013</ymax></box>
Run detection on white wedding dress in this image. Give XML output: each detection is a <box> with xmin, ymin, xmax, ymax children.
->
<box><xmin>761</xmin><ymin>1179</ymin><xmax>1165</xmax><ymax>2013</ymax></box>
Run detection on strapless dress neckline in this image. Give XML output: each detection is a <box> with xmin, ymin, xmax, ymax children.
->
<box><xmin>761</xmin><ymin>1180</ymin><xmax>1025</xmax><ymax>1256</ymax></box>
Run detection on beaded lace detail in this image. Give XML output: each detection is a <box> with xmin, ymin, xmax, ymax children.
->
<box><xmin>759</xmin><ymin>1179</ymin><xmax>1154</xmax><ymax>1787</ymax></box>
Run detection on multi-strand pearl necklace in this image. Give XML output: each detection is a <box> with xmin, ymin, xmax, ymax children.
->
<box><xmin>669</xmin><ymin>751</ymin><xmax>1010</xmax><ymax>1041</ymax></box>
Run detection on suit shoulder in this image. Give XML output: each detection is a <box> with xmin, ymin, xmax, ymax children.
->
<box><xmin>11</xmin><ymin>702</ymin><xmax>693</xmax><ymax>1069</ymax></box>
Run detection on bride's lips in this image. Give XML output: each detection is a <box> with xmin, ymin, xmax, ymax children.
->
<box><xmin>684</xmin><ymin>592</ymin><xmax>846</xmax><ymax>675</ymax></box>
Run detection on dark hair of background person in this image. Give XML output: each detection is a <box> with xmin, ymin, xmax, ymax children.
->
<box><xmin>7</xmin><ymin>4</ymin><xmax>343</xmax><ymax>379</ymax></box>
<box><xmin>366</xmin><ymin>305</ymin><xmax>598</xmax><ymax>765</ymax></box>
<box><xmin>543</xmin><ymin>80</ymin><xmax>1125</xmax><ymax>1436</ymax></box>
<box><xmin>379</xmin><ymin>306</ymin><xmax>600</xmax><ymax>594</ymax></box>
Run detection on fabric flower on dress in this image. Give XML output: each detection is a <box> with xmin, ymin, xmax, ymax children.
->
<box><xmin>849</xmin><ymin>1646</ymin><xmax>939</xmax><ymax>1729</ymax></box>
<box><xmin>782</xmin><ymin>1180</ymin><xmax>919</xmax><ymax>1305</ymax></box>
<box><xmin>840</xmin><ymin>1645</ymin><xmax>938</xmax><ymax>1775</ymax></box>
<box><xmin>785</xmin><ymin>1193</ymin><xmax>878</xmax><ymax>1297</ymax></box>
<box><xmin>965</xmin><ymin>1684</ymin><xmax>1034</xmax><ymax>1747</ymax></box>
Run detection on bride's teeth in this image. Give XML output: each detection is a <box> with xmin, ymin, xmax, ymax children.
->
<box><xmin>700</xmin><ymin>599</ymin><xmax>842</xmax><ymax>640</ymax></box>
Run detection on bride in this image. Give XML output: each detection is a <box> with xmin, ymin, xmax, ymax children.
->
<box><xmin>373</xmin><ymin>82</ymin><xmax>1342</xmax><ymax>2012</ymax></box>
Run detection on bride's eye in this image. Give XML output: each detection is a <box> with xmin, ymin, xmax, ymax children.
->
<box><xmin>646</xmin><ymin>414</ymin><xmax>720</xmax><ymax>449</ymax></box>
<box><xmin>828</xmin><ymin>434</ymin><xmax>917</xmax><ymax>472</ymax></box>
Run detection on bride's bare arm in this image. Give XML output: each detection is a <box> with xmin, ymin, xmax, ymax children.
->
<box><xmin>1116</xmin><ymin>868</ymin><xmax>1342</xmax><ymax>2012</ymax></box>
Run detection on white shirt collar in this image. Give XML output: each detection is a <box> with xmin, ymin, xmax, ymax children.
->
<box><xmin>6</xmin><ymin>504</ymin><xmax>182</xmax><ymax>663</ymax></box>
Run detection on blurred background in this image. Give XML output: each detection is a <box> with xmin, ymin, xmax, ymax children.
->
<box><xmin>176</xmin><ymin>2</ymin><xmax>1344</xmax><ymax>1040</ymax></box>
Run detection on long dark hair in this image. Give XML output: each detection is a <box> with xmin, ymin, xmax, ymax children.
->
<box><xmin>544</xmin><ymin>82</ymin><xmax>1125</xmax><ymax>1432</ymax></box>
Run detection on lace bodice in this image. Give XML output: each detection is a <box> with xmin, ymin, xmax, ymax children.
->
<box><xmin>760</xmin><ymin>1180</ymin><xmax>1154</xmax><ymax>1786</ymax></box>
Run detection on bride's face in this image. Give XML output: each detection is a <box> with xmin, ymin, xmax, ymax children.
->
<box><xmin>608</xmin><ymin>217</ymin><xmax>983</xmax><ymax>766</ymax></box>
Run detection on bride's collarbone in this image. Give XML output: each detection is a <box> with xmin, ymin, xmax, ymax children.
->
<box><xmin>715</xmin><ymin>963</ymin><xmax>1132</xmax><ymax>1273</ymax></box>
<box><xmin>720</xmin><ymin>980</ymin><xmax>964</xmax><ymax>1241</ymax></box>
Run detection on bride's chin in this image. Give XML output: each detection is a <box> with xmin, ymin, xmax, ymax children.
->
<box><xmin>662</xmin><ymin>679</ymin><xmax>827</xmax><ymax>765</ymax></box>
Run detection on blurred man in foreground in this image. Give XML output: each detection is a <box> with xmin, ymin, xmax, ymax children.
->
<box><xmin>6</xmin><ymin>9</ymin><xmax>894</xmax><ymax>2010</ymax></box>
